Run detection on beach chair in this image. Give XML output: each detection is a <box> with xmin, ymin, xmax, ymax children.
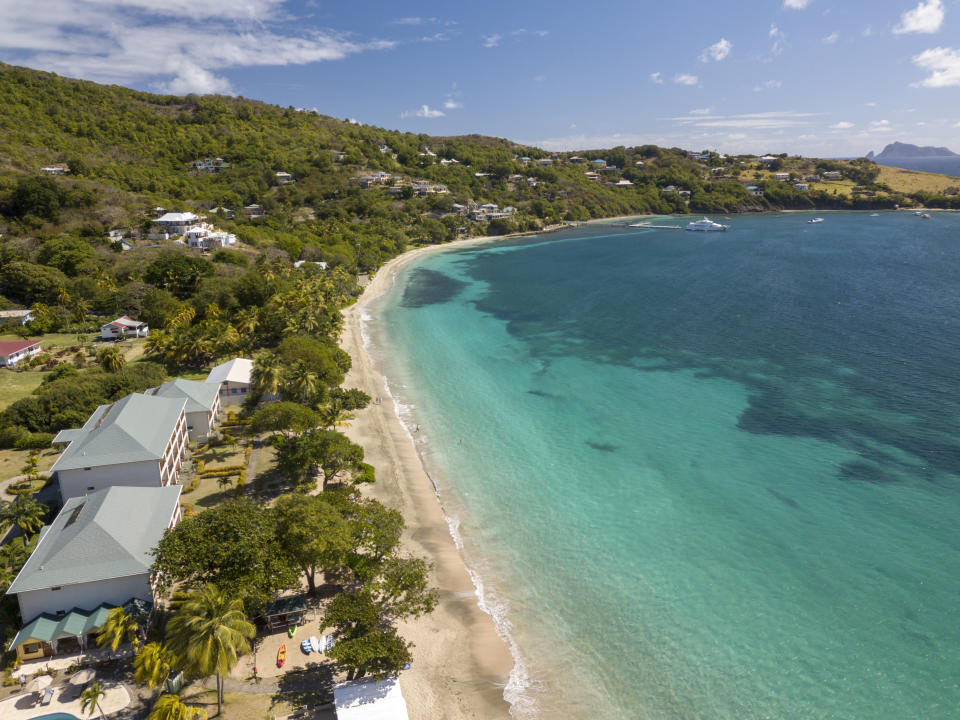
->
<box><xmin>40</xmin><ymin>688</ymin><xmax>55</xmax><ymax>705</ymax></box>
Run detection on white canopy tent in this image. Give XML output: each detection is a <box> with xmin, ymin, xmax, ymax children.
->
<box><xmin>333</xmin><ymin>677</ymin><xmax>409</xmax><ymax>720</ymax></box>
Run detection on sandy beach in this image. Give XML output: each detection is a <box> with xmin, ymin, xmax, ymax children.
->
<box><xmin>339</xmin><ymin>236</ymin><xmax>516</xmax><ymax>720</ymax></box>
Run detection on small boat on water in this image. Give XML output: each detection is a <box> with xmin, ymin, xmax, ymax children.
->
<box><xmin>685</xmin><ymin>217</ymin><xmax>728</xmax><ymax>232</ymax></box>
<box><xmin>808</xmin><ymin>217</ymin><xmax>824</xmax><ymax>224</ymax></box>
<box><xmin>921</xmin><ymin>213</ymin><xmax>931</xmax><ymax>219</ymax></box>
<box><xmin>914</xmin><ymin>210</ymin><xmax>924</xmax><ymax>216</ymax></box>
<box><xmin>870</xmin><ymin>213</ymin><xmax>879</xmax><ymax>216</ymax></box>
<box><xmin>277</xmin><ymin>644</ymin><xmax>287</xmax><ymax>668</ymax></box>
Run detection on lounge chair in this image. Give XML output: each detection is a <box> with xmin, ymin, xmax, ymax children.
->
<box><xmin>40</xmin><ymin>688</ymin><xmax>55</xmax><ymax>705</ymax></box>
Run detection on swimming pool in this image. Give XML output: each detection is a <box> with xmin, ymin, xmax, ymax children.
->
<box><xmin>29</xmin><ymin>713</ymin><xmax>81</xmax><ymax>720</ymax></box>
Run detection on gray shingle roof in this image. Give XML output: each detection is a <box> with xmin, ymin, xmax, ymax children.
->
<box><xmin>6</xmin><ymin>485</ymin><xmax>181</xmax><ymax>594</ymax></box>
<box><xmin>147</xmin><ymin>378</ymin><xmax>219</xmax><ymax>414</ymax></box>
<box><xmin>50</xmin><ymin>393</ymin><xmax>186</xmax><ymax>472</ymax></box>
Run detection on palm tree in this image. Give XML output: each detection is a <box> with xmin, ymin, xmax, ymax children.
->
<box><xmin>0</xmin><ymin>495</ymin><xmax>48</xmax><ymax>547</ymax></box>
<box><xmin>134</xmin><ymin>642</ymin><xmax>177</xmax><ymax>691</ymax></box>
<box><xmin>145</xmin><ymin>330</ymin><xmax>172</xmax><ymax>357</ymax></box>
<box><xmin>80</xmin><ymin>680</ymin><xmax>108</xmax><ymax>718</ymax></box>
<box><xmin>291</xmin><ymin>370</ymin><xmax>319</xmax><ymax>405</ymax></box>
<box><xmin>97</xmin><ymin>607</ymin><xmax>141</xmax><ymax>653</ymax></box>
<box><xmin>147</xmin><ymin>694</ymin><xmax>207</xmax><ymax>720</ymax></box>
<box><xmin>251</xmin><ymin>353</ymin><xmax>282</xmax><ymax>397</ymax></box>
<box><xmin>166</xmin><ymin>584</ymin><xmax>255</xmax><ymax>715</ymax></box>
<box><xmin>96</xmin><ymin>346</ymin><xmax>126</xmax><ymax>374</ymax></box>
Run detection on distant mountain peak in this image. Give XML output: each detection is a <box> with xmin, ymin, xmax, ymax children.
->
<box><xmin>874</xmin><ymin>141</ymin><xmax>958</xmax><ymax>159</ymax></box>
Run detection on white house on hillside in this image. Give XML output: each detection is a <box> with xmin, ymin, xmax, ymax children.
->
<box><xmin>0</xmin><ymin>340</ymin><xmax>42</xmax><ymax>367</ymax></box>
<box><xmin>6</xmin><ymin>485</ymin><xmax>182</xmax><ymax>662</ymax></box>
<box><xmin>154</xmin><ymin>212</ymin><xmax>200</xmax><ymax>234</ymax></box>
<box><xmin>206</xmin><ymin>357</ymin><xmax>255</xmax><ymax>399</ymax></box>
<box><xmin>51</xmin><ymin>393</ymin><xmax>188</xmax><ymax>502</ymax></box>
<box><xmin>147</xmin><ymin>378</ymin><xmax>221</xmax><ymax>442</ymax></box>
<box><xmin>101</xmin><ymin>316</ymin><xmax>149</xmax><ymax>340</ymax></box>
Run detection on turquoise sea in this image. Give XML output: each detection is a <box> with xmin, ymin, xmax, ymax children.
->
<box><xmin>362</xmin><ymin>212</ymin><xmax>960</xmax><ymax>719</ymax></box>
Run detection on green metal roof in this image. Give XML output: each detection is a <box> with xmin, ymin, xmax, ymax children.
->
<box><xmin>262</xmin><ymin>594</ymin><xmax>307</xmax><ymax>617</ymax></box>
<box><xmin>147</xmin><ymin>378</ymin><xmax>219</xmax><ymax>415</ymax></box>
<box><xmin>50</xmin><ymin>393</ymin><xmax>186</xmax><ymax>472</ymax></box>
<box><xmin>9</xmin><ymin>602</ymin><xmax>123</xmax><ymax>649</ymax></box>
<box><xmin>6</xmin><ymin>485</ymin><xmax>181</xmax><ymax>594</ymax></box>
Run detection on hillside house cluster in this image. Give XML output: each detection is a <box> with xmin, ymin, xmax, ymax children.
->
<box><xmin>0</xmin><ymin>309</ymin><xmax>35</xmax><ymax>327</ymax></box>
<box><xmin>388</xmin><ymin>180</ymin><xmax>449</xmax><ymax>197</ymax></box>
<box><xmin>357</xmin><ymin>171</ymin><xmax>392</xmax><ymax>188</ymax></box>
<box><xmin>1</xmin><ymin>366</ymin><xmax>237</xmax><ymax>662</ymax></box>
<box><xmin>100</xmin><ymin>315</ymin><xmax>149</xmax><ymax>340</ymax></box>
<box><xmin>192</xmin><ymin>157</ymin><xmax>230</xmax><ymax>173</ymax></box>
<box><xmin>275</xmin><ymin>171</ymin><xmax>294</xmax><ymax>185</ymax></box>
<box><xmin>822</xmin><ymin>171</ymin><xmax>843</xmax><ymax>180</ymax></box>
<box><xmin>468</xmin><ymin>203</ymin><xmax>516</xmax><ymax>222</ymax></box>
<box><xmin>41</xmin><ymin>165</ymin><xmax>68</xmax><ymax>175</ymax></box>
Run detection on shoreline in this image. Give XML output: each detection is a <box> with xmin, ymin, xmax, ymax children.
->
<box><xmin>339</xmin><ymin>236</ymin><xmax>518</xmax><ymax>720</ymax></box>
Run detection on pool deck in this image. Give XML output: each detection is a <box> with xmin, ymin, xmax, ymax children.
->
<box><xmin>0</xmin><ymin>682</ymin><xmax>129</xmax><ymax>720</ymax></box>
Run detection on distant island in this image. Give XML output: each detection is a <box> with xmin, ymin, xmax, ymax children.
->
<box><xmin>868</xmin><ymin>142</ymin><xmax>959</xmax><ymax>159</ymax></box>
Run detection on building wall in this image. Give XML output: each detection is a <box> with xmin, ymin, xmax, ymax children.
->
<box><xmin>58</xmin><ymin>460</ymin><xmax>163</xmax><ymax>502</ymax></box>
<box><xmin>17</xmin><ymin>573</ymin><xmax>153</xmax><ymax>622</ymax></box>
<box><xmin>185</xmin><ymin>409</ymin><xmax>216</xmax><ymax>442</ymax></box>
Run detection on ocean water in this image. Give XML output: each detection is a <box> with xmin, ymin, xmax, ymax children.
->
<box><xmin>873</xmin><ymin>156</ymin><xmax>960</xmax><ymax>176</ymax></box>
<box><xmin>363</xmin><ymin>212</ymin><xmax>960</xmax><ymax>720</ymax></box>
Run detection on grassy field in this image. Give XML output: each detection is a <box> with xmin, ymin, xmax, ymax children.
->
<box><xmin>0</xmin><ymin>447</ymin><xmax>59</xmax><ymax>484</ymax></box>
<box><xmin>0</xmin><ymin>367</ymin><xmax>51</xmax><ymax>410</ymax></box>
<box><xmin>878</xmin><ymin>165</ymin><xmax>960</xmax><ymax>195</ymax></box>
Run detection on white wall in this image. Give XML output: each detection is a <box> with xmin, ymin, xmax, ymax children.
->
<box><xmin>17</xmin><ymin>573</ymin><xmax>153</xmax><ymax>621</ymax></box>
<box><xmin>185</xmin><ymin>409</ymin><xmax>212</xmax><ymax>442</ymax></box>
<box><xmin>58</xmin><ymin>460</ymin><xmax>162</xmax><ymax>502</ymax></box>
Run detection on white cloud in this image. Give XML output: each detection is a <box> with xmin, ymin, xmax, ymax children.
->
<box><xmin>727</xmin><ymin>133</ymin><xmax>747</xmax><ymax>140</ymax></box>
<box><xmin>866</xmin><ymin>101</ymin><xmax>878</xmax><ymax>107</ymax></box>
<box><xmin>674</xmin><ymin>73</ymin><xmax>699</xmax><ymax>85</ymax></box>
<box><xmin>753</xmin><ymin>80</ymin><xmax>782</xmax><ymax>91</ymax></box>
<box><xmin>769</xmin><ymin>25</ymin><xmax>785</xmax><ymax>56</ymax></box>
<box><xmin>894</xmin><ymin>0</ymin><xmax>944</xmax><ymax>34</ymax></box>
<box><xmin>534</xmin><ymin>30</ymin><xmax>550</xmax><ymax>37</ymax></box>
<box><xmin>700</xmin><ymin>38</ymin><xmax>731</xmax><ymax>62</ymax></box>
<box><xmin>822</xmin><ymin>32</ymin><xmax>839</xmax><ymax>44</ymax></box>
<box><xmin>911</xmin><ymin>46</ymin><xmax>960</xmax><ymax>87</ymax></box>
<box><xmin>917</xmin><ymin>121</ymin><xmax>927</xmax><ymax>126</ymax></box>
<box><xmin>0</xmin><ymin>1</ymin><xmax>394</xmax><ymax>95</ymax></box>
<box><xmin>443</xmin><ymin>98</ymin><xmax>463</xmax><ymax>109</ymax></box>
<box><xmin>689</xmin><ymin>107</ymin><xmax>713</xmax><ymax>115</ymax></box>
<box><xmin>671</xmin><ymin>110</ymin><xmax>818</xmax><ymax>129</ymax></box>
<box><xmin>830</xmin><ymin>121</ymin><xmax>855</xmax><ymax>129</ymax></box>
<box><xmin>533</xmin><ymin>74</ymin><xmax>546</xmax><ymax>82</ymax></box>
<box><xmin>649</xmin><ymin>72</ymin><xmax>664</xmax><ymax>84</ymax></box>
<box><xmin>783</xmin><ymin>0</ymin><xmax>811</xmax><ymax>8</ymax></box>
<box><xmin>415</xmin><ymin>104</ymin><xmax>445</xmax><ymax>118</ymax></box>
<box><xmin>954</xmin><ymin>121</ymin><xmax>960</xmax><ymax>128</ymax></box>
<box><xmin>862</xmin><ymin>25</ymin><xmax>873</xmax><ymax>37</ymax></box>
<box><xmin>155</xmin><ymin>61</ymin><xmax>234</xmax><ymax>94</ymax></box>
<box><xmin>482</xmin><ymin>34</ymin><xmax>501</xmax><ymax>48</ymax></box>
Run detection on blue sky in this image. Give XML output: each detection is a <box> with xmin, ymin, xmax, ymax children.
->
<box><xmin>1</xmin><ymin>0</ymin><xmax>959</xmax><ymax>156</ymax></box>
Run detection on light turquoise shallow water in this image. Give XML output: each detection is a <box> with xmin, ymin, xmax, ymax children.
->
<box><xmin>364</xmin><ymin>213</ymin><xmax>960</xmax><ymax>719</ymax></box>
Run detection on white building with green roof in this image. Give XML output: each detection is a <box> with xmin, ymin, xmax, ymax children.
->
<box><xmin>51</xmin><ymin>393</ymin><xmax>189</xmax><ymax>502</ymax></box>
<box><xmin>147</xmin><ymin>377</ymin><xmax>221</xmax><ymax>441</ymax></box>
<box><xmin>6</xmin><ymin>485</ymin><xmax>181</xmax><ymax>662</ymax></box>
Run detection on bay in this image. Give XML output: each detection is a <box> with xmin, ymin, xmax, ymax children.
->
<box><xmin>363</xmin><ymin>211</ymin><xmax>960</xmax><ymax>719</ymax></box>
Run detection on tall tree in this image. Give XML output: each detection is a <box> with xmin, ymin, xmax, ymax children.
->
<box><xmin>147</xmin><ymin>693</ymin><xmax>207</xmax><ymax>720</ymax></box>
<box><xmin>151</xmin><ymin>498</ymin><xmax>297</xmax><ymax>608</ymax></box>
<box><xmin>96</xmin><ymin>345</ymin><xmax>126</xmax><ymax>374</ymax></box>
<box><xmin>80</xmin><ymin>680</ymin><xmax>108</xmax><ymax>719</ymax></box>
<box><xmin>134</xmin><ymin>642</ymin><xmax>177</xmax><ymax>691</ymax></box>
<box><xmin>97</xmin><ymin>607</ymin><xmax>141</xmax><ymax>652</ymax></box>
<box><xmin>166</xmin><ymin>584</ymin><xmax>255</xmax><ymax>715</ymax></box>
<box><xmin>273</xmin><ymin>494</ymin><xmax>352</xmax><ymax>594</ymax></box>
<box><xmin>0</xmin><ymin>495</ymin><xmax>48</xmax><ymax>547</ymax></box>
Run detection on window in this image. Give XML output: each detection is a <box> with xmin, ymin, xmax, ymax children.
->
<box><xmin>51</xmin><ymin>586</ymin><xmax>62</xmax><ymax>591</ymax></box>
<box><xmin>83</xmin><ymin>467</ymin><xmax>91</xmax><ymax>471</ymax></box>
<box><xmin>23</xmin><ymin>642</ymin><xmax>42</xmax><ymax>654</ymax></box>
<box><xmin>86</xmin><ymin>486</ymin><xmax>95</xmax><ymax>492</ymax></box>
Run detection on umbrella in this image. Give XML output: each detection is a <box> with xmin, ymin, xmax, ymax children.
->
<box><xmin>24</xmin><ymin>675</ymin><xmax>52</xmax><ymax>693</ymax></box>
<box><xmin>69</xmin><ymin>668</ymin><xmax>96</xmax><ymax>685</ymax></box>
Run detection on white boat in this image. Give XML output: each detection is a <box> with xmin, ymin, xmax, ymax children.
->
<box><xmin>914</xmin><ymin>211</ymin><xmax>924</xmax><ymax>216</ymax></box>
<box><xmin>808</xmin><ymin>217</ymin><xmax>824</xmax><ymax>224</ymax></box>
<box><xmin>921</xmin><ymin>213</ymin><xmax>931</xmax><ymax>219</ymax></box>
<box><xmin>685</xmin><ymin>217</ymin><xmax>728</xmax><ymax>232</ymax></box>
<box><xmin>870</xmin><ymin>213</ymin><xmax>879</xmax><ymax>217</ymax></box>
